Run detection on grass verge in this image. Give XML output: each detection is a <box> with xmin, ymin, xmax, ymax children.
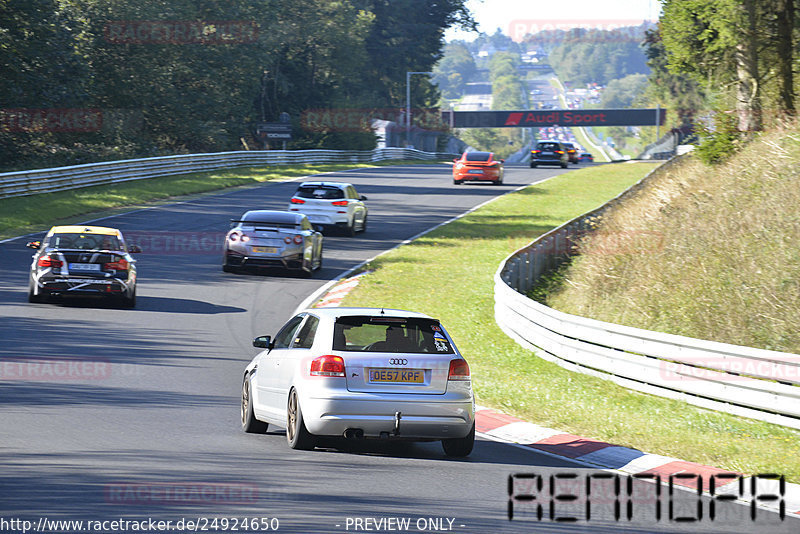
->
<box><xmin>334</xmin><ymin>160</ymin><xmax>800</xmax><ymax>482</ymax></box>
<box><xmin>0</xmin><ymin>160</ymin><xmax>440</xmax><ymax>240</ymax></box>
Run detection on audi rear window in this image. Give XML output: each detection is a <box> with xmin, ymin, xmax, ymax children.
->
<box><xmin>465</xmin><ymin>152</ymin><xmax>491</xmax><ymax>162</ymax></box>
<box><xmin>296</xmin><ymin>186</ymin><xmax>345</xmax><ymax>199</ymax></box>
<box><xmin>537</xmin><ymin>143</ymin><xmax>560</xmax><ymax>151</ymax></box>
<box><xmin>333</xmin><ymin>316</ymin><xmax>454</xmax><ymax>353</ymax></box>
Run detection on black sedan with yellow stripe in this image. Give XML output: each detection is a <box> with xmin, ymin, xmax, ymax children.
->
<box><xmin>27</xmin><ymin>225</ymin><xmax>141</xmax><ymax>307</ymax></box>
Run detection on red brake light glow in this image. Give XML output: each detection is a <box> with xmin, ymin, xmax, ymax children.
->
<box><xmin>104</xmin><ymin>258</ymin><xmax>129</xmax><ymax>270</ymax></box>
<box><xmin>37</xmin><ymin>255</ymin><xmax>63</xmax><ymax>268</ymax></box>
<box><xmin>310</xmin><ymin>355</ymin><xmax>345</xmax><ymax>377</ymax></box>
<box><xmin>448</xmin><ymin>359</ymin><xmax>470</xmax><ymax>381</ymax></box>
<box><xmin>331</xmin><ymin>200</ymin><xmax>348</xmax><ymax>207</ymax></box>
<box><xmin>290</xmin><ymin>198</ymin><xmax>305</xmax><ymax>204</ymax></box>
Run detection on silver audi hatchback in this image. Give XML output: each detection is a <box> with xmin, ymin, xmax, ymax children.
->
<box><xmin>241</xmin><ymin>307</ymin><xmax>475</xmax><ymax>456</ymax></box>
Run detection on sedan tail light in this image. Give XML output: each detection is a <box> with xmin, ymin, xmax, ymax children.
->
<box><xmin>531</xmin><ymin>150</ymin><xmax>541</xmax><ymax>154</ymax></box>
<box><xmin>104</xmin><ymin>258</ymin><xmax>129</xmax><ymax>270</ymax></box>
<box><xmin>310</xmin><ymin>355</ymin><xmax>345</xmax><ymax>377</ymax></box>
<box><xmin>290</xmin><ymin>198</ymin><xmax>306</xmax><ymax>204</ymax></box>
<box><xmin>448</xmin><ymin>359</ymin><xmax>470</xmax><ymax>381</ymax></box>
<box><xmin>37</xmin><ymin>255</ymin><xmax>63</xmax><ymax>268</ymax></box>
<box><xmin>555</xmin><ymin>150</ymin><xmax>564</xmax><ymax>154</ymax></box>
<box><xmin>331</xmin><ymin>200</ymin><xmax>348</xmax><ymax>207</ymax></box>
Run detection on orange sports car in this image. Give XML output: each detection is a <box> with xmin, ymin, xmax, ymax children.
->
<box><xmin>452</xmin><ymin>151</ymin><xmax>504</xmax><ymax>185</ymax></box>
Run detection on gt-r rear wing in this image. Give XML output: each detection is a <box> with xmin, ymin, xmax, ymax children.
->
<box><xmin>230</xmin><ymin>220</ymin><xmax>300</xmax><ymax>231</ymax></box>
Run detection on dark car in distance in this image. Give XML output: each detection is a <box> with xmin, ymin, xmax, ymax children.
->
<box><xmin>562</xmin><ymin>142</ymin><xmax>580</xmax><ymax>164</ymax></box>
<box><xmin>530</xmin><ymin>141</ymin><xmax>569</xmax><ymax>168</ymax></box>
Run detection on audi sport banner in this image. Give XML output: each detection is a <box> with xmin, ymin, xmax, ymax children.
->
<box><xmin>442</xmin><ymin>108</ymin><xmax>665</xmax><ymax>128</ymax></box>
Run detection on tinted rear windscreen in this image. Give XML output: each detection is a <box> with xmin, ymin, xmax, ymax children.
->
<box><xmin>465</xmin><ymin>152</ymin><xmax>491</xmax><ymax>162</ymax></box>
<box><xmin>296</xmin><ymin>186</ymin><xmax>345</xmax><ymax>199</ymax></box>
<box><xmin>537</xmin><ymin>143</ymin><xmax>560</xmax><ymax>151</ymax></box>
<box><xmin>49</xmin><ymin>233</ymin><xmax>121</xmax><ymax>251</ymax></box>
<box><xmin>333</xmin><ymin>316</ymin><xmax>454</xmax><ymax>354</ymax></box>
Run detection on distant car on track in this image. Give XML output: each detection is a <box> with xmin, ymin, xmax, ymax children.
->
<box><xmin>562</xmin><ymin>142</ymin><xmax>580</xmax><ymax>164</ymax></box>
<box><xmin>579</xmin><ymin>152</ymin><xmax>594</xmax><ymax>163</ymax></box>
<box><xmin>222</xmin><ymin>210</ymin><xmax>322</xmax><ymax>277</ymax></box>
<box><xmin>530</xmin><ymin>141</ymin><xmax>568</xmax><ymax>168</ymax></box>
<box><xmin>452</xmin><ymin>151</ymin><xmax>504</xmax><ymax>185</ymax></box>
<box><xmin>26</xmin><ymin>225</ymin><xmax>141</xmax><ymax>306</ymax></box>
<box><xmin>288</xmin><ymin>181</ymin><xmax>367</xmax><ymax>236</ymax></box>
<box><xmin>241</xmin><ymin>307</ymin><xmax>475</xmax><ymax>456</ymax></box>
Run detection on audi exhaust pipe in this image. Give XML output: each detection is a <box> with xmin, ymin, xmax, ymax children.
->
<box><xmin>343</xmin><ymin>428</ymin><xmax>364</xmax><ymax>440</ymax></box>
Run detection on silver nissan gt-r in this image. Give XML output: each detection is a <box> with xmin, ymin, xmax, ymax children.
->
<box><xmin>222</xmin><ymin>210</ymin><xmax>323</xmax><ymax>277</ymax></box>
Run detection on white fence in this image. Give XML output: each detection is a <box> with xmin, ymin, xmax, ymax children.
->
<box><xmin>0</xmin><ymin>148</ymin><xmax>456</xmax><ymax>200</ymax></box>
<box><xmin>494</xmin><ymin>160</ymin><xmax>800</xmax><ymax>429</ymax></box>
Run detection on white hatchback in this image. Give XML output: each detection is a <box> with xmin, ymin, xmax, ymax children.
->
<box><xmin>288</xmin><ymin>181</ymin><xmax>368</xmax><ymax>236</ymax></box>
<box><xmin>241</xmin><ymin>307</ymin><xmax>476</xmax><ymax>456</ymax></box>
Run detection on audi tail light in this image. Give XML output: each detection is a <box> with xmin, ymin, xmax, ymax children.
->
<box><xmin>290</xmin><ymin>198</ymin><xmax>305</xmax><ymax>204</ymax></box>
<box><xmin>555</xmin><ymin>150</ymin><xmax>564</xmax><ymax>154</ymax></box>
<box><xmin>310</xmin><ymin>355</ymin><xmax>345</xmax><ymax>377</ymax></box>
<box><xmin>331</xmin><ymin>200</ymin><xmax>348</xmax><ymax>207</ymax></box>
<box><xmin>104</xmin><ymin>258</ymin><xmax>129</xmax><ymax>270</ymax></box>
<box><xmin>531</xmin><ymin>150</ymin><xmax>541</xmax><ymax>154</ymax></box>
<box><xmin>37</xmin><ymin>255</ymin><xmax>63</xmax><ymax>268</ymax></box>
<box><xmin>448</xmin><ymin>359</ymin><xmax>470</xmax><ymax>381</ymax></box>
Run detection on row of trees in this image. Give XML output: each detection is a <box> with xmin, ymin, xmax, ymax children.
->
<box><xmin>0</xmin><ymin>0</ymin><xmax>474</xmax><ymax>169</ymax></box>
<box><xmin>652</xmin><ymin>0</ymin><xmax>797</xmax><ymax>133</ymax></box>
<box><xmin>528</xmin><ymin>25</ymin><xmax>652</xmax><ymax>87</ymax></box>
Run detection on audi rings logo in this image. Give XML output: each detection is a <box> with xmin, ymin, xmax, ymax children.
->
<box><xmin>389</xmin><ymin>359</ymin><xmax>408</xmax><ymax>365</ymax></box>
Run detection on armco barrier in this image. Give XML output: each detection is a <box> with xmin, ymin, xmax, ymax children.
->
<box><xmin>494</xmin><ymin>158</ymin><xmax>800</xmax><ymax>430</ymax></box>
<box><xmin>0</xmin><ymin>148</ymin><xmax>457</xmax><ymax>200</ymax></box>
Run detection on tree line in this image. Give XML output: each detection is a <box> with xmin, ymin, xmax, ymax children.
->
<box><xmin>0</xmin><ymin>0</ymin><xmax>473</xmax><ymax>170</ymax></box>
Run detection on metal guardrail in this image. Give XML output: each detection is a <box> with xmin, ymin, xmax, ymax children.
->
<box><xmin>494</xmin><ymin>158</ymin><xmax>800</xmax><ymax>429</ymax></box>
<box><xmin>0</xmin><ymin>148</ymin><xmax>457</xmax><ymax>200</ymax></box>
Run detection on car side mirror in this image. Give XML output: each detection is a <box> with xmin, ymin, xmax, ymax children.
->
<box><xmin>26</xmin><ymin>241</ymin><xmax>41</xmax><ymax>249</ymax></box>
<box><xmin>253</xmin><ymin>335</ymin><xmax>273</xmax><ymax>349</ymax></box>
<box><xmin>360</xmin><ymin>195</ymin><xmax>368</xmax><ymax>201</ymax></box>
<box><xmin>128</xmin><ymin>245</ymin><xmax>142</xmax><ymax>253</ymax></box>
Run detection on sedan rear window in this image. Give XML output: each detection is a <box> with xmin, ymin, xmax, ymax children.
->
<box><xmin>296</xmin><ymin>186</ymin><xmax>345</xmax><ymax>199</ymax></box>
<box><xmin>537</xmin><ymin>143</ymin><xmax>560</xmax><ymax>151</ymax></box>
<box><xmin>333</xmin><ymin>316</ymin><xmax>454</xmax><ymax>354</ymax></box>
<box><xmin>49</xmin><ymin>233</ymin><xmax>121</xmax><ymax>251</ymax></box>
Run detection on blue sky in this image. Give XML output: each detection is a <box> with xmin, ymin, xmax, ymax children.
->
<box><xmin>445</xmin><ymin>0</ymin><xmax>660</xmax><ymax>41</ymax></box>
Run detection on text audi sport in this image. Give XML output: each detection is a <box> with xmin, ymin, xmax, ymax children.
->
<box><xmin>27</xmin><ymin>225</ymin><xmax>141</xmax><ymax>306</ymax></box>
<box><xmin>241</xmin><ymin>307</ymin><xmax>475</xmax><ymax>456</ymax></box>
